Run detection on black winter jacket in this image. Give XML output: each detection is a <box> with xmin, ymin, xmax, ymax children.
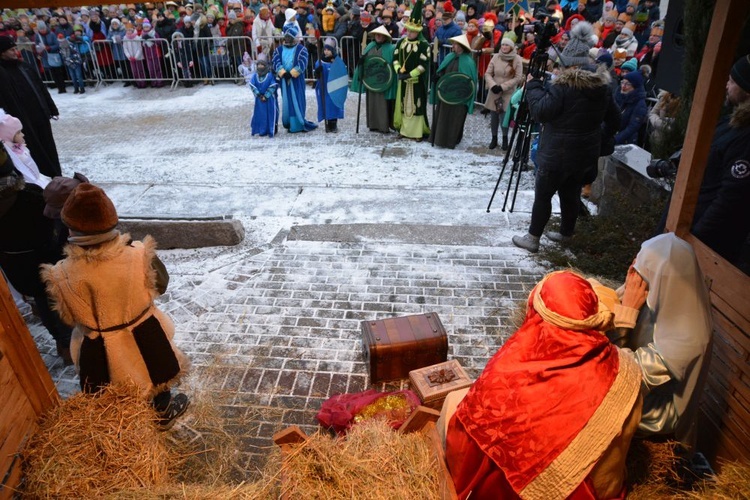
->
<box><xmin>526</xmin><ymin>66</ymin><xmax>621</xmax><ymax>173</ymax></box>
<box><xmin>692</xmin><ymin>99</ymin><xmax>750</xmax><ymax>266</ymax></box>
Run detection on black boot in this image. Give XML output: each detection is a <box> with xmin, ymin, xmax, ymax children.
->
<box><xmin>501</xmin><ymin>136</ymin><xmax>509</xmax><ymax>151</ymax></box>
<box><xmin>489</xmin><ymin>135</ymin><xmax>498</xmax><ymax>150</ymax></box>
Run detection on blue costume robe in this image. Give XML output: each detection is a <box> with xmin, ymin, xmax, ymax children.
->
<box><xmin>315</xmin><ymin>57</ymin><xmax>346</xmax><ymax>122</ymax></box>
<box><xmin>249</xmin><ymin>71</ymin><xmax>279</xmax><ymax>137</ymax></box>
<box><xmin>272</xmin><ymin>43</ymin><xmax>317</xmax><ymax>133</ymax></box>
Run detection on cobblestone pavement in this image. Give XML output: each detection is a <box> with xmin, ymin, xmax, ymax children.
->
<box><xmin>32</xmin><ymin>239</ymin><xmax>545</xmax><ymax>472</ymax></box>
<box><xmin>25</xmin><ymin>82</ymin><xmax>550</xmax><ymax>476</ymax></box>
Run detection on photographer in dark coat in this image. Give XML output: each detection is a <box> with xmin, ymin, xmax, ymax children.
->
<box><xmin>513</xmin><ymin>22</ymin><xmax>620</xmax><ymax>253</ymax></box>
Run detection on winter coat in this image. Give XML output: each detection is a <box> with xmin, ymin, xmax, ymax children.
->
<box><xmin>35</xmin><ymin>30</ymin><xmax>60</xmax><ymax>68</ymax></box>
<box><xmin>615</xmin><ymin>87</ymin><xmax>647</xmax><ymax>145</ymax></box>
<box><xmin>107</xmin><ymin>26</ymin><xmax>127</xmax><ymax>60</ymax></box>
<box><xmin>41</xmin><ymin>234</ymin><xmax>189</xmax><ymax>398</ymax></box>
<box><xmin>483</xmin><ymin>51</ymin><xmax>523</xmax><ymax>113</ymax></box>
<box><xmin>692</xmin><ymin>99</ymin><xmax>750</xmax><ymax>265</ymax></box>
<box><xmin>155</xmin><ymin>18</ymin><xmax>176</xmax><ymax>41</ymax></box>
<box><xmin>0</xmin><ymin>178</ymin><xmax>63</xmax><ymax>297</ymax></box>
<box><xmin>69</xmin><ymin>34</ymin><xmax>91</xmax><ymax>55</ymax></box>
<box><xmin>55</xmin><ymin>23</ymin><xmax>74</xmax><ymax>38</ymax></box>
<box><xmin>435</xmin><ymin>21</ymin><xmax>463</xmax><ymax>45</ymax></box>
<box><xmin>123</xmin><ymin>34</ymin><xmax>144</xmax><ymax>60</ymax></box>
<box><xmin>526</xmin><ymin>66</ymin><xmax>621</xmax><ymax>173</ymax></box>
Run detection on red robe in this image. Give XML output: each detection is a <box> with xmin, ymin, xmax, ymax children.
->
<box><xmin>446</xmin><ymin>272</ymin><xmax>639</xmax><ymax>500</ymax></box>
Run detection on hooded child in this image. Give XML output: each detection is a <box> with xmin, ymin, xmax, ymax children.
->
<box><xmin>171</xmin><ymin>31</ymin><xmax>195</xmax><ymax>86</ymax></box>
<box><xmin>248</xmin><ymin>53</ymin><xmax>279</xmax><ymax>137</ymax></box>
<box><xmin>0</xmin><ymin>109</ymin><xmax>50</xmax><ymax>188</ymax></box>
<box><xmin>314</xmin><ymin>37</ymin><xmax>346</xmax><ymax>132</ymax></box>
<box><xmin>140</xmin><ymin>20</ymin><xmax>165</xmax><ymax>87</ymax></box>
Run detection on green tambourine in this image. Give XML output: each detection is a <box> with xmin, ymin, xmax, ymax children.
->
<box><xmin>437</xmin><ymin>72</ymin><xmax>476</xmax><ymax>106</ymax></box>
<box><xmin>362</xmin><ymin>55</ymin><xmax>394</xmax><ymax>93</ymax></box>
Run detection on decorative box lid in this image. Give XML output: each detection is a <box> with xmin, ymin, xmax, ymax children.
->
<box><xmin>409</xmin><ymin>360</ymin><xmax>473</xmax><ymax>403</ymax></box>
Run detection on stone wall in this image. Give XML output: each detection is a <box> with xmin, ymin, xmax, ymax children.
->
<box><xmin>591</xmin><ymin>144</ymin><xmax>671</xmax><ymax>217</ymax></box>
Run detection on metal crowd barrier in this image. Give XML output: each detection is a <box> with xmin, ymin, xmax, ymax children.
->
<box><xmin>91</xmin><ymin>38</ymin><xmax>173</xmax><ymax>88</ymax></box>
<box><xmin>19</xmin><ymin>41</ymin><xmax>99</xmax><ymax>90</ymax></box>
<box><xmin>170</xmin><ymin>35</ymin><xmax>254</xmax><ymax>89</ymax></box>
<box><xmin>21</xmin><ymin>33</ymin><xmax>506</xmax><ymax>105</ymax></box>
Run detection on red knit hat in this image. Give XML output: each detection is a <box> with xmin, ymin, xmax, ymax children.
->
<box><xmin>61</xmin><ymin>183</ymin><xmax>119</xmax><ymax>234</ymax></box>
<box><xmin>443</xmin><ymin>0</ymin><xmax>455</xmax><ymax>14</ymax></box>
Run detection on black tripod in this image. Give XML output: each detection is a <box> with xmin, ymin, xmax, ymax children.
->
<box><xmin>486</xmin><ymin>49</ymin><xmax>550</xmax><ymax>214</ymax></box>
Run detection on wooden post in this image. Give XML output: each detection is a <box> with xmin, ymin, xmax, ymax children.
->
<box><xmin>665</xmin><ymin>0</ymin><xmax>750</xmax><ymax>236</ymax></box>
<box><xmin>0</xmin><ymin>276</ymin><xmax>59</xmax><ymax>497</ymax></box>
<box><xmin>0</xmin><ymin>277</ymin><xmax>59</xmax><ymax>415</ymax></box>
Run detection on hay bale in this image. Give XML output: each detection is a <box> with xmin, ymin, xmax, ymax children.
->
<box><xmin>281</xmin><ymin>419</ymin><xmax>441</xmax><ymax>499</ymax></box>
<box><xmin>23</xmin><ymin>384</ymin><xmax>172</xmax><ymax>498</ymax></box>
<box><xmin>689</xmin><ymin>460</ymin><xmax>750</xmax><ymax>500</ymax></box>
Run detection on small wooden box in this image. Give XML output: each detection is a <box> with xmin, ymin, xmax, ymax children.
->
<box><xmin>362</xmin><ymin>313</ymin><xmax>448</xmax><ymax>383</ymax></box>
<box><xmin>409</xmin><ymin>360</ymin><xmax>473</xmax><ymax>410</ymax></box>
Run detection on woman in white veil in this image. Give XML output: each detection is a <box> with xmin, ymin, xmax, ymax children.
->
<box><xmin>612</xmin><ymin>232</ymin><xmax>713</xmax><ymax>452</ymax></box>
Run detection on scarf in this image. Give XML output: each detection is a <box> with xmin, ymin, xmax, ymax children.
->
<box><xmin>498</xmin><ymin>48</ymin><xmax>518</xmax><ymax>61</ymax></box>
<box><xmin>68</xmin><ymin>229</ymin><xmax>120</xmax><ymax>247</ymax></box>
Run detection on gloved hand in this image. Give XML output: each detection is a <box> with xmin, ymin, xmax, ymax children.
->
<box><xmin>491</xmin><ymin>85</ymin><xmax>502</xmax><ymax>94</ymax></box>
<box><xmin>398</xmin><ymin>72</ymin><xmax>410</xmax><ymax>80</ymax></box>
<box><xmin>407</xmin><ymin>76</ymin><xmax>419</xmax><ymax>84</ymax></box>
<box><xmin>290</xmin><ymin>68</ymin><xmax>300</xmax><ymax>78</ymax></box>
<box><xmin>409</xmin><ymin>68</ymin><xmax>421</xmax><ymax>78</ymax></box>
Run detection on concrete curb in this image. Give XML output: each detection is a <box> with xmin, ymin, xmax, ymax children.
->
<box><xmin>117</xmin><ymin>217</ymin><xmax>245</xmax><ymax>249</ymax></box>
<box><xmin>287</xmin><ymin>223</ymin><xmax>508</xmax><ymax>247</ymax></box>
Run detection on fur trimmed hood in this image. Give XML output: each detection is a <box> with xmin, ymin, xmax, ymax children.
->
<box><xmin>553</xmin><ymin>64</ymin><xmax>611</xmax><ymax>90</ymax></box>
<box><xmin>730</xmin><ymin>98</ymin><xmax>750</xmax><ymax>128</ymax></box>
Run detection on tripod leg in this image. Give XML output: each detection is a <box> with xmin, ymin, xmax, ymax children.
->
<box><xmin>487</xmin><ymin>120</ymin><xmax>519</xmax><ymax>212</ymax></box>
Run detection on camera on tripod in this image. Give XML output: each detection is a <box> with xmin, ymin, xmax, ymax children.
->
<box><xmin>522</xmin><ymin>13</ymin><xmax>558</xmax><ymax>78</ymax></box>
<box><xmin>523</xmin><ymin>17</ymin><xmax>558</xmax><ymax>51</ymax></box>
<box><xmin>647</xmin><ymin>149</ymin><xmax>681</xmax><ymax>178</ymax></box>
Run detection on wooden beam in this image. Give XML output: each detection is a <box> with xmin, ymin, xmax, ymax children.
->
<box><xmin>685</xmin><ymin>234</ymin><xmax>750</xmax><ymax>321</ymax></box>
<box><xmin>0</xmin><ymin>277</ymin><xmax>58</xmax><ymax>416</ymax></box>
<box><xmin>3</xmin><ymin>1</ymin><xmax>95</xmax><ymax>8</ymax></box>
<box><xmin>666</xmin><ymin>0</ymin><xmax>750</xmax><ymax>235</ymax></box>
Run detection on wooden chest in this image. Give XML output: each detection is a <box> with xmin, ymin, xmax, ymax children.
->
<box><xmin>409</xmin><ymin>360</ymin><xmax>473</xmax><ymax>410</ymax></box>
<box><xmin>362</xmin><ymin>313</ymin><xmax>448</xmax><ymax>383</ymax></box>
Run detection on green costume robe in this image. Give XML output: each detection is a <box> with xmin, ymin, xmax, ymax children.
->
<box><xmin>351</xmin><ymin>41</ymin><xmax>397</xmax><ymax>133</ymax></box>
<box><xmin>393</xmin><ymin>36</ymin><xmax>431</xmax><ymax>139</ymax></box>
<box><xmin>429</xmin><ymin>51</ymin><xmax>478</xmax><ymax>148</ymax></box>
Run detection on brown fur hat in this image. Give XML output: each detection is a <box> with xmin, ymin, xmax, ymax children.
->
<box><xmin>61</xmin><ymin>183</ymin><xmax>118</xmax><ymax>233</ymax></box>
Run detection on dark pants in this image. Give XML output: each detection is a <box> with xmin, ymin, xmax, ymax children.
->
<box><xmin>529</xmin><ymin>167</ymin><xmax>586</xmax><ymax>238</ymax></box>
